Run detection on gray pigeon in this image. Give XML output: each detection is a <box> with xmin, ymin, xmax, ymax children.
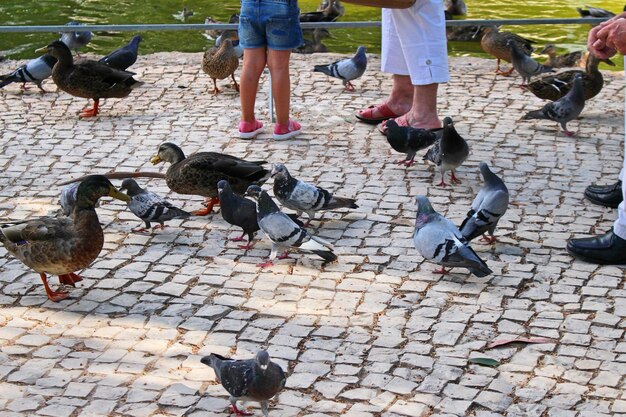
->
<box><xmin>218</xmin><ymin>180</ymin><xmax>303</xmax><ymax>250</ymax></box>
<box><xmin>98</xmin><ymin>35</ymin><xmax>142</xmax><ymax>71</ymax></box>
<box><xmin>385</xmin><ymin>119</ymin><xmax>440</xmax><ymax>167</ymax></box>
<box><xmin>59</xmin><ymin>22</ymin><xmax>93</xmax><ymax>56</ymax></box>
<box><xmin>459</xmin><ymin>162</ymin><xmax>509</xmax><ymax>244</ymax></box>
<box><xmin>508</xmin><ymin>40</ymin><xmax>554</xmax><ymax>85</ymax></box>
<box><xmin>59</xmin><ymin>182</ymin><xmax>80</xmax><ymax>216</ymax></box>
<box><xmin>271</xmin><ymin>163</ymin><xmax>358</xmax><ymax>225</ymax></box>
<box><xmin>245</xmin><ymin>185</ymin><xmax>337</xmax><ymax>268</ymax></box>
<box><xmin>201</xmin><ymin>350</ymin><xmax>286</xmax><ymax>417</ymax></box>
<box><xmin>521</xmin><ymin>73</ymin><xmax>585</xmax><ymax>136</ymax></box>
<box><xmin>0</xmin><ymin>54</ymin><xmax>57</xmax><ymax>93</ymax></box>
<box><xmin>413</xmin><ymin>195</ymin><xmax>492</xmax><ymax>277</ymax></box>
<box><xmin>423</xmin><ymin>117</ymin><xmax>469</xmax><ymax>187</ymax></box>
<box><xmin>313</xmin><ymin>45</ymin><xmax>367</xmax><ymax>91</ymax></box>
<box><xmin>119</xmin><ymin>179</ymin><xmax>190</xmax><ymax>232</ymax></box>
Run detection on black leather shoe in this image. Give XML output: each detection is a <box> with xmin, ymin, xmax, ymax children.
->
<box><xmin>584</xmin><ymin>180</ymin><xmax>623</xmax><ymax>208</ymax></box>
<box><xmin>567</xmin><ymin>229</ymin><xmax>626</xmax><ymax>265</ymax></box>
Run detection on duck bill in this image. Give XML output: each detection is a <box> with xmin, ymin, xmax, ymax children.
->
<box><xmin>35</xmin><ymin>46</ymin><xmax>48</xmax><ymax>54</ymax></box>
<box><xmin>602</xmin><ymin>58</ymin><xmax>616</xmax><ymax>66</ymax></box>
<box><xmin>109</xmin><ymin>188</ymin><xmax>131</xmax><ymax>202</ymax></box>
<box><xmin>150</xmin><ymin>155</ymin><xmax>162</xmax><ymax>164</ymax></box>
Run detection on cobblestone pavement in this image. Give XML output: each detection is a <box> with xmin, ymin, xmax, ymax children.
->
<box><xmin>0</xmin><ymin>52</ymin><xmax>624</xmax><ymax>417</ymax></box>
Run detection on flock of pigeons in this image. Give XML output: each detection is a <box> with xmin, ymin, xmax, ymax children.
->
<box><xmin>0</xmin><ymin>3</ymin><xmax>620</xmax><ymax>415</ymax></box>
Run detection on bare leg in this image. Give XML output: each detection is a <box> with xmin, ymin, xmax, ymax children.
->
<box><xmin>240</xmin><ymin>48</ymin><xmax>267</xmax><ymax>124</ymax></box>
<box><xmin>267</xmin><ymin>49</ymin><xmax>293</xmax><ymax>127</ymax></box>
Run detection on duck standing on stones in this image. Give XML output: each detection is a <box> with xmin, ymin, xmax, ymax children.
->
<box><xmin>413</xmin><ymin>195</ymin><xmax>492</xmax><ymax>277</ymax></box>
<box><xmin>523</xmin><ymin>54</ymin><xmax>615</xmax><ymax>101</ymax></box>
<box><xmin>271</xmin><ymin>163</ymin><xmax>358</xmax><ymax>226</ymax></box>
<box><xmin>423</xmin><ymin>117</ymin><xmax>469</xmax><ymax>187</ymax></box>
<box><xmin>0</xmin><ymin>176</ymin><xmax>130</xmax><ymax>302</ymax></box>
<box><xmin>59</xmin><ymin>21</ymin><xmax>93</xmax><ymax>57</ymax></box>
<box><xmin>119</xmin><ymin>179</ymin><xmax>190</xmax><ymax>233</ymax></box>
<box><xmin>480</xmin><ymin>26</ymin><xmax>535</xmax><ymax>75</ymax></box>
<box><xmin>459</xmin><ymin>162</ymin><xmax>510</xmax><ymax>244</ymax></box>
<box><xmin>202</xmin><ymin>38</ymin><xmax>240</xmax><ymax>95</ymax></box>
<box><xmin>150</xmin><ymin>142</ymin><xmax>270</xmax><ymax>216</ymax></box>
<box><xmin>521</xmin><ymin>73</ymin><xmax>586</xmax><ymax>136</ymax></box>
<box><xmin>313</xmin><ymin>45</ymin><xmax>367</xmax><ymax>91</ymax></box>
<box><xmin>0</xmin><ymin>54</ymin><xmax>57</xmax><ymax>93</ymax></box>
<box><xmin>201</xmin><ymin>350</ymin><xmax>286</xmax><ymax>417</ymax></box>
<box><xmin>37</xmin><ymin>40</ymin><xmax>144</xmax><ymax>118</ymax></box>
<box><xmin>98</xmin><ymin>35</ymin><xmax>142</xmax><ymax>71</ymax></box>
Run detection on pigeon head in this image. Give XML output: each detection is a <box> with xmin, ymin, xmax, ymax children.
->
<box><xmin>443</xmin><ymin>117</ymin><xmax>454</xmax><ymax>127</ymax></box>
<box><xmin>245</xmin><ymin>185</ymin><xmax>263</xmax><ymax>200</ymax></box>
<box><xmin>131</xmin><ymin>35</ymin><xmax>143</xmax><ymax>44</ymax></box>
<box><xmin>354</xmin><ymin>46</ymin><xmax>367</xmax><ymax>66</ymax></box>
<box><xmin>415</xmin><ymin>195</ymin><xmax>436</xmax><ymax>216</ymax></box>
<box><xmin>479</xmin><ymin>162</ymin><xmax>498</xmax><ymax>184</ymax></box>
<box><xmin>151</xmin><ymin>142</ymin><xmax>185</xmax><ymax>165</ymax></box>
<box><xmin>119</xmin><ymin>179</ymin><xmax>144</xmax><ymax>196</ymax></box>
<box><xmin>255</xmin><ymin>350</ymin><xmax>270</xmax><ymax>372</ymax></box>
<box><xmin>270</xmin><ymin>163</ymin><xmax>290</xmax><ymax>180</ymax></box>
<box><xmin>217</xmin><ymin>180</ymin><xmax>231</xmax><ymax>194</ymax></box>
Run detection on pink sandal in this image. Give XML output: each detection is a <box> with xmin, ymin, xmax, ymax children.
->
<box><xmin>239</xmin><ymin>120</ymin><xmax>264</xmax><ymax>139</ymax></box>
<box><xmin>273</xmin><ymin>120</ymin><xmax>301</xmax><ymax>141</ymax></box>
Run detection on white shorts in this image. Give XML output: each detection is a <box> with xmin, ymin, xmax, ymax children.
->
<box><xmin>381</xmin><ymin>0</ymin><xmax>450</xmax><ymax>85</ymax></box>
<box><xmin>614</xmin><ymin>56</ymin><xmax>626</xmax><ymax>239</ymax></box>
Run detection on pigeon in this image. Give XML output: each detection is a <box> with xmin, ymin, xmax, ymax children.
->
<box><xmin>459</xmin><ymin>162</ymin><xmax>510</xmax><ymax>244</ymax></box>
<box><xmin>313</xmin><ymin>45</ymin><xmax>367</xmax><ymax>91</ymax></box>
<box><xmin>0</xmin><ymin>54</ymin><xmax>57</xmax><ymax>93</ymax></box>
<box><xmin>218</xmin><ymin>180</ymin><xmax>303</xmax><ymax>250</ymax></box>
<box><xmin>445</xmin><ymin>0</ymin><xmax>467</xmax><ymax>16</ymax></box>
<box><xmin>423</xmin><ymin>117</ymin><xmax>469</xmax><ymax>187</ymax></box>
<box><xmin>508</xmin><ymin>40</ymin><xmax>554</xmax><ymax>85</ymax></box>
<box><xmin>201</xmin><ymin>350</ymin><xmax>286</xmax><ymax>417</ymax></box>
<box><xmin>173</xmin><ymin>7</ymin><xmax>194</xmax><ymax>21</ymax></box>
<box><xmin>413</xmin><ymin>195</ymin><xmax>493</xmax><ymax>277</ymax></box>
<box><xmin>59</xmin><ymin>22</ymin><xmax>93</xmax><ymax>56</ymax></box>
<box><xmin>119</xmin><ymin>179</ymin><xmax>190</xmax><ymax>232</ymax></box>
<box><xmin>98</xmin><ymin>35</ymin><xmax>142</xmax><ymax>71</ymax></box>
<box><xmin>245</xmin><ymin>185</ymin><xmax>337</xmax><ymax>268</ymax></box>
<box><xmin>521</xmin><ymin>73</ymin><xmax>585</xmax><ymax>136</ymax></box>
<box><xmin>59</xmin><ymin>182</ymin><xmax>80</xmax><ymax>216</ymax></box>
<box><xmin>271</xmin><ymin>163</ymin><xmax>358</xmax><ymax>225</ymax></box>
<box><xmin>385</xmin><ymin>119</ymin><xmax>440</xmax><ymax>167</ymax></box>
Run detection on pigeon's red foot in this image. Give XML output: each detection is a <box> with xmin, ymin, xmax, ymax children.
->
<box><xmin>480</xmin><ymin>235</ymin><xmax>498</xmax><ymax>244</ymax></box>
<box><xmin>450</xmin><ymin>171</ymin><xmax>462</xmax><ymax>184</ymax></box>
<box><xmin>433</xmin><ymin>267</ymin><xmax>450</xmax><ymax>275</ymax></box>
<box><xmin>230</xmin><ymin>404</ymin><xmax>254</xmax><ymax>416</ymax></box>
<box><xmin>257</xmin><ymin>260</ymin><xmax>274</xmax><ymax>268</ymax></box>
<box><xmin>238</xmin><ymin>242</ymin><xmax>255</xmax><ymax>250</ymax></box>
<box><xmin>277</xmin><ymin>251</ymin><xmax>291</xmax><ymax>260</ymax></box>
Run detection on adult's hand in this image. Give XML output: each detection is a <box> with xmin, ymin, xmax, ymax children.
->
<box><xmin>587</xmin><ymin>14</ymin><xmax>626</xmax><ymax>58</ymax></box>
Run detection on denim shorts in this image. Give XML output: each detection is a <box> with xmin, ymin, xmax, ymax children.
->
<box><xmin>239</xmin><ymin>0</ymin><xmax>303</xmax><ymax>50</ymax></box>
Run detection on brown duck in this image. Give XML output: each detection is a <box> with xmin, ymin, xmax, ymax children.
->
<box><xmin>202</xmin><ymin>38</ymin><xmax>239</xmax><ymax>95</ymax></box>
<box><xmin>540</xmin><ymin>44</ymin><xmax>587</xmax><ymax>68</ymax></box>
<box><xmin>150</xmin><ymin>142</ymin><xmax>270</xmax><ymax>215</ymax></box>
<box><xmin>0</xmin><ymin>176</ymin><xmax>129</xmax><ymax>302</ymax></box>
<box><xmin>37</xmin><ymin>40</ymin><xmax>143</xmax><ymax>118</ymax></box>
<box><xmin>480</xmin><ymin>26</ymin><xmax>535</xmax><ymax>75</ymax></box>
<box><xmin>523</xmin><ymin>54</ymin><xmax>615</xmax><ymax>101</ymax></box>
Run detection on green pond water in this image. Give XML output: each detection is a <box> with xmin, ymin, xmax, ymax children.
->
<box><xmin>0</xmin><ymin>0</ymin><xmax>623</xmax><ymax>71</ymax></box>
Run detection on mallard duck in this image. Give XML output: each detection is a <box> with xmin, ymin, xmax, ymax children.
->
<box><xmin>216</xmin><ymin>30</ymin><xmax>243</xmax><ymax>59</ymax></box>
<box><xmin>294</xmin><ymin>28</ymin><xmax>331</xmax><ymax>54</ymax></box>
<box><xmin>522</xmin><ymin>54</ymin><xmax>615</xmax><ymax>101</ymax></box>
<box><xmin>202</xmin><ymin>39</ymin><xmax>239</xmax><ymax>95</ymax></box>
<box><xmin>0</xmin><ymin>175</ymin><xmax>129</xmax><ymax>302</ymax></box>
<box><xmin>540</xmin><ymin>44</ymin><xmax>587</xmax><ymax>68</ymax></box>
<box><xmin>301</xmin><ymin>0</ymin><xmax>344</xmax><ymax>22</ymax></box>
<box><xmin>480</xmin><ymin>26</ymin><xmax>535</xmax><ymax>75</ymax></box>
<box><xmin>149</xmin><ymin>142</ymin><xmax>270</xmax><ymax>215</ymax></box>
<box><xmin>576</xmin><ymin>5</ymin><xmax>622</xmax><ymax>18</ymax></box>
<box><xmin>37</xmin><ymin>40</ymin><xmax>144</xmax><ymax>118</ymax></box>
<box><xmin>445</xmin><ymin>0</ymin><xmax>467</xmax><ymax>16</ymax></box>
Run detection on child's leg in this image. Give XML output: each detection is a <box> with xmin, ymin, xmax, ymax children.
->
<box><xmin>266</xmin><ymin>49</ymin><xmax>292</xmax><ymax>127</ymax></box>
<box><xmin>240</xmin><ymin>48</ymin><xmax>267</xmax><ymax>123</ymax></box>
